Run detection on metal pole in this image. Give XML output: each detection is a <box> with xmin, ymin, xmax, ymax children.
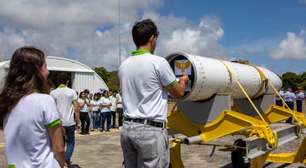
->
<box><xmin>118</xmin><ymin>0</ymin><xmax>121</xmax><ymax>67</ymax></box>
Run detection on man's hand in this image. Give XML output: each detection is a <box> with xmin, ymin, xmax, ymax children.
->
<box><xmin>179</xmin><ymin>74</ymin><xmax>189</xmax><ymax>84</ymax></box>
<box><xmin>76</xmin><ymin>120</ymin><xmax>81</xmax><ymax>130</ymax></box>
<box><xmin>166</xmin><ymin>74</ymin><xmax>189</xmax><ymax>98</ymax></box>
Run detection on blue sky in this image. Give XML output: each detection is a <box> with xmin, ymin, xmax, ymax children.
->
<box><xmin>157</xmin><ymin>0</ymin><xmax>306</xmax><ymax>73</ymax></box>
<box><xmin>159</xmin><ymin>0</ymin><xmax>306</xmax><ymax>44</ymax></box>
<box><xmin>0</xmin><ymin>0</ymin><xmax>305</xmax><ymax>73</ymax></box>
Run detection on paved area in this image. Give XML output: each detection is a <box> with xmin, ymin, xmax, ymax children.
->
<box><xmin>1</xmin><ymin>129</ymin><xmax>306</xmax><ymax>167</ymax></box>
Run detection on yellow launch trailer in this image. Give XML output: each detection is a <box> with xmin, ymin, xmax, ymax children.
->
<box><xmin>167</xmin><ymin>82</ymin><xmax>306</xmax><ymax>168</ymax></box>
<box><xmin>166</xmin><ymin>52</ymin><xmax>306</xmax><ymax>168</ymax></box>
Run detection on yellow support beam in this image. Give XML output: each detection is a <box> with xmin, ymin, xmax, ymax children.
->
<box><xmin>265</xmin><ymin>105</ymin><xmax>306</xmax><ymax>126</ymax></box>
<box><xmin>170</xmin><ymin>138</ymin><xmax>184</xmax><ymax>168</ymax></box>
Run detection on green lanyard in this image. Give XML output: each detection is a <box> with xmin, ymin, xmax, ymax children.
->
<box><xmin>58</xmin><ymin>84</ymin><xmax>67</xmax><ymax>88</ymax></box>
<box><xmin>130</xmin><ymin>49</ymin><xmax>150</xmax><ymax>56</ymax></box>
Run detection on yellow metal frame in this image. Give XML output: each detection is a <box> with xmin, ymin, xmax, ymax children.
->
<box><xmin>168</xmin><ymin>104</ymin><xmax>306</xmax><ymax>167</ymax></box>
<box><xmin>168</xmin><ymin>64</ymin><xmax>306</xmax><ymax>167</ymax></box>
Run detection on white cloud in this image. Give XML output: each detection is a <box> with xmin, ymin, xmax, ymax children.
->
<box><xmin>0</xmin><ymin>0</ymin><xmax>226</xmax><ymax>70</ymax></box>
<box><xmin>156</xmin><ymin>16</ymin><xmax>227</xmax><ymax>58</ymax></box>
<box><xmin>298</xmin><ymin>0</ymin><xmax>306</xmax><ymax>5</ymax></box>
<box><xmin>270</xmin><ymin>30</ymin><xmax>306</xmax><ymax>59</ymax></box>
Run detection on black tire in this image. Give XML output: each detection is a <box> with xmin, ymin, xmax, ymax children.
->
<box><xmin>231</xmin><ymin>139</ymin><xmax>250</xmax><ymax>168</ymax></box>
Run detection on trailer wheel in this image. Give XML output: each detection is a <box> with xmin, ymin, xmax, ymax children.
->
<box><xmin>231</xmin><ymin>139</ymin><xmax>250</xmax><ymax>168</ymax></box>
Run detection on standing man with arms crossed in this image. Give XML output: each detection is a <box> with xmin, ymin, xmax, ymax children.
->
<box><xmin>50</xmin><ymin>73</ymin><xmax>80</xmax><ymax>167</ymax></box>
<box><xmin>119</xmin><ymin>19</ymin><xmax>189</xmax><ymax>168</ymax></box>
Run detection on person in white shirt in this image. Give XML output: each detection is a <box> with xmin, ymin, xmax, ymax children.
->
<box><xmin>50</xmin><ymin>73</ymin><xmax>80</xmax><ymax>166</ymax></box>
<box><xmin>119</xmin><ymin>19</ymin><xmax>188</xmax><ymax>168</ymax></box>
<box><xmin>100</xmin><ymin>91</ymin><xmax>112</xmax><ymax>132</ymax></box>
<box><xmin>115</xmin><ymin>91</ymin><xmax>123</xmax><ymax>127</ymax></box>
<box><xmin>276</xmin><ymin>88</ymin><xmax>285</xmax><ymax>106</ymax></box>
<box><xmin>0</xmin><ymin>47</ymin><xmax>65</xmax><ymax>168</ymax></box>
<box><xmin>78</xmin><ymin>91</ymin><xmax>91</xmax><ymax>134</ymax></box>
<box><xmin>109</xmin><ymin>90</ymin><xmax>117</xmax><ymax>128</ymax></box>
<box><xmin>284</xmin><ymin>88</ymin><xmax>296</xmax><ymax>123</ymax></box>
<box><xmin>296</xmin><ymin>88</ymin><xmax>305</xmax><ymax>112</ymax></box>
<box><xmin>90</xmin><ymin>93</ymin><xmax>102</xmax><ymax>131</ymax></box>
<box><xmin>284</xmin><ymin>88</ymin><xmax>296</xmax><ymax>110</ymax></box>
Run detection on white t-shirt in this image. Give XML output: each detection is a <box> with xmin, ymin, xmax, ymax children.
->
<box><xmin>90</xmin><ymin>99</ymin><xmax>101</xmax><ymax>112</ymax></box>
<box><xmin>78</xmin><ymin>98</ymin><xmax>90</xmax><ymax>113</ymax></box>
<box><xmin>296</xmin><ymin>91</ymin><xmax>305</xmax><ymax>100</ymax></box>
<box><xmin>118</xmin><ymin>53</ymin><xmax>176</xmax><ymax>121</ymax></box>
<box><xmin>4</xmin><ymin>93</ymin><xmax>61</xmax><ymax>168</ymax></box>
<box><xmin>109</xmin><ymin>95</ymin><xmax>117</xmax><ymax>111</ymax></box>
<box><xmin>100</xmin><ymin>97</ymin><xmax>111</xmax><ymax>113</ymax></box>
<box><xmin>116</xmin><ymin>94</ymin><xmax>123</xmax><ymax>109</ymax></box>
<box><xmin>284</xmin><ymin>91</ymin><xmax>296</xmax><ymax>102</ymax></box>
<box><xmin>50</xmin><ymin>86</ymin><xmax>78</xmax><ymax>127</ymax></box>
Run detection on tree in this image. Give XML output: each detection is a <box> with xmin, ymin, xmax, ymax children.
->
<box><xmin>281</xmin><ymin>72</ymin><xmax>299</xmax><ymax>90</ymax></box>
<box><xmin>94</xmin><ymin>67</ymin><xmax>119</xmax><ymax>92</ymax></box>
<box><xmin>94</xmin><ymin>67</ymin><xmax>110</xmax><ymax>83</ymax></box>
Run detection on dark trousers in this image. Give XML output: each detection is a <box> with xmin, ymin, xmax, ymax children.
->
<box><xmin>117</xmin><ymin>108</ymin><xmax>123</xmax><ymax>127</ymax></box>
<box><xmin>111</xmin><ymin>110</ymin><xmax>117</xmax><ymax>128</ymax></box>
<box><xmin>286</xmin><ymin>101</ymin><xmax>294</xmax><ymax>123</ymax></box>
<box><xmin>276</xmin><ymin>99</ymin><xmax>283</xmax><ymax>106</ymax></box>
<box><xmin>80</xmin><ymin>112</ymin><xmax>90</xmax><ymax>133</ymax></box>
<box><xmin>92</xmin><ymin>111</ymin><xmax>101</xmax><ymax>129</ymax></box>
<box><xmin>63</xmin><ymin>125</ymin><xmax>75</xmax><ymax>161</ymax></box>
<box><xmin>101</xmin><ymin>112</ymin><xmax>111</xmax><ymax>131</ymax></box>
<box><xmin>297</xmin><ymin>100</ymin><xmax>303</xmax><ymax>112</ymax></box>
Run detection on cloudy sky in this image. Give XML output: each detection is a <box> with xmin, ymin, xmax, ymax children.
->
<box><xmin>0</xmin><ymin>0</ymin><xmax>305</xmax><ymax>74</ymax></box>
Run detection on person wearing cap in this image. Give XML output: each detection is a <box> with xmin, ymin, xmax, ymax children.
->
<box><xmin>296</xmin><ymin>88</ymin><xmax>305</xmax><ymax>112</ymax></box>
<box><xmin>118</xmin><ymin>19</ymin><xmax>189</xmax><ymax>168</ymax></box>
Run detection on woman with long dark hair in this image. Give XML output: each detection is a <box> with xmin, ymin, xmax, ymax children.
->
<box><xmin>0</xmin><ymin>47</ymin><xmax>66</xmax><ymax>167</ymax></box>
<box><xmin>78</xmin><ymin>91</ymin><xmax>91</xmax><ymax>134</ymax></box>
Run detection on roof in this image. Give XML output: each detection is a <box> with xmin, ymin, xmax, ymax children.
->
<box><xmin>47</xmin><ymin>56</ymin><xmax>94</xmax><ymax>73</ymax></box>
<box><xmin>0</xmin><ymin>56</ymin><xmax>94</xmax><ymax>73</ymax></box>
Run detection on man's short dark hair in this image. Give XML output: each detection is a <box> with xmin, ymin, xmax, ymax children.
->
<box><xmin>132</xmin><ymin>19</ymin><xmax>159</xmax><ymax>48</ymax></box>
<box><xmin>57</xmin><ymin>72</ymin><xmax>70</xmax><ymax>85</ymax></box>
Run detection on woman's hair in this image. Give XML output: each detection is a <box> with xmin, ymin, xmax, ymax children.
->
<box><xmin>103</xmin><ymin>90</ymin><xmax>109</xmax><ymax>97</ymax></box>
<box><xmin>79</xmin><ymin>91</ymin><xmax>84</xmax><ymax>98</ymax></box>
<box><xmin>0</xmin><ymin>46</ymin><xmax>50</xmax><ymax>127</ymax></box>
<box><xmin>93</xmin><ymin>93</ymin><xmax>100</xmax><ymax>101</ymax></box>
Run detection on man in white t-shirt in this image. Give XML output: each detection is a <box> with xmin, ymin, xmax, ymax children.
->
<box><xmin>119</xmin><ymin>19</ymin><xmax>189</xmax><ymax>168</ymax></box>
<box><xmin>50</xmin><ymin>73</ymin><xmax>80</xmax><ymax>166</ymax></box>
<box><xmin>296</xmin><ymin>88</ymin><xmax>305</xmax><ymax>112</ymax></box>
<box><xmin>109</xmin><ymin>90</ymin><xmax>117</xmax><ymax>128</ymax></box>
<box><xmin>115</xmin><ymin>91</ymin><xmax>123</xmax><ymax>127</ymax></box>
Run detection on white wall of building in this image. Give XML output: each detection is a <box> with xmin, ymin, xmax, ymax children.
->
<box><xmin>0</xmin><ymin>56</ymin><xmax>108</xmax><ymax>93</ymax></box>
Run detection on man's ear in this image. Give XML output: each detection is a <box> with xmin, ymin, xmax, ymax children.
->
<box><xmin>149</xmin><ymin>35</ymin><xmax>155</xmax><ymax>43</ymax></box>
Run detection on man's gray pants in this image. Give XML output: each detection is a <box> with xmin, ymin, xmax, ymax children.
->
<box><xmin>121</xmin><ymin>121</ymin><xmax>169</xmax><ymax>168</ymax></box>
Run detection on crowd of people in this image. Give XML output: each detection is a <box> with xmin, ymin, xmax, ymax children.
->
<box><xmin>77</xmin><ymin>89</ymin><xmax>123</xmax><ymax>134</ymax></box>
<box><xmin>276</xmin><ymin>87</ymin><xmax>305</xmax><ymax>112</ymax></box>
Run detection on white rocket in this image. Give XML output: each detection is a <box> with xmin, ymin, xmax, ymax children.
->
<box><xmin>166</xmin><ymin>52</ymin><xmax>282</xmax><ymax>101</ymax></box>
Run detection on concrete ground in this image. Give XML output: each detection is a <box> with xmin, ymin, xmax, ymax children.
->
<box><xmin>0</xmin><ymin>129</ymin><xmax>306</xmax><ymax>167</ymax></box>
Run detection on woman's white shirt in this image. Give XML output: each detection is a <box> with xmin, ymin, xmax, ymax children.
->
<box><xmin>90</xmin><ymin>99</ymin><xmax>101</xmax><ymax>112</ymax></box>
<box><xmin>100</xmin><ymin>97</ymin><xmax>111</xmax><ymax>113</ymax></box>
<box><xmin>4</xmin><ymin>93</ymin><xmax>61</xmax><ymax>168</ymax></box>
